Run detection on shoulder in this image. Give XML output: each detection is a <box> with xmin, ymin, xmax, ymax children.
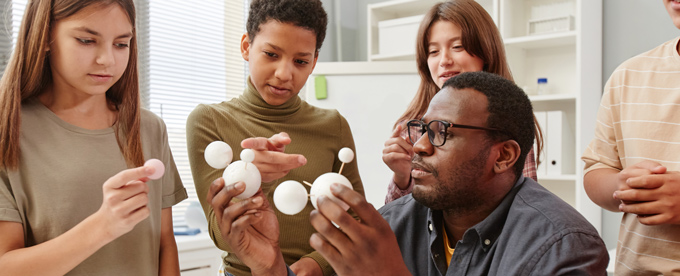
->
<box><xmin>506</xmin><ymin>179</ymin><xmax>607</xmax><ymax>272</ymax></box>
<box><xmin>379</xmin><ymin>195</ymin><xmax>426</xmax><ymax>225</ymax></box>
<box><xmin>140</xmin><ymin>109</ymin><xmax>166</xmax><ymax>132</ymax></box>
<box><xmin>613</xmin><ymin>37</ymin><xmax>679</xmax><ymax>74</ymax></box>
<box><xmin>300</xmin><ymin>102</ymin><xmax>342</xmax><ymax>121</ymax></box>
<box><xmin>513</xmin><ymin>179</ymin><xmax>597</xmax><ymax>233</ymax></box>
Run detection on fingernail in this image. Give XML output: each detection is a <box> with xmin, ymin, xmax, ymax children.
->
<box><xmin>613</xmin><ymin>192</ymin><xmax>618</xmax><ymax>199</ymax></box>
<box><xmin>145</xmin><ymin>166</ymin><xmax>154</xmax><ymax>174</ymax></box>
<box><xmin>252</xmin><ymin>197</ymin><xmax>263</xmax><ymax>205</ymax></box>
<box><xmin>318</xmin><ymin>195</ymin><xmax>327</xmax><ymax>202</ymax></box>
<box><xmin>331</xmin><ymin>183</ymin><xmax>341</xmax><ymax>192</ymax></box>
<box><xmin>234</xmin><ymin>182</ymin><xmax>244</xmax><ymax>190</ymax></box>
<box><xmin>299</xmin><ymin>156</ymin><xmax>307</xmax><ymax>165</ymax></box>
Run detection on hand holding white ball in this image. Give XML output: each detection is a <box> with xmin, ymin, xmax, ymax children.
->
<box><xmin>204</xmin><ymin>142</ymin><xmax>261</xmax><ymax>200</ymax></box>
<box><xmin>144</xmin><ymin>158</ymin><xmax>165</xmax><ymax>180</ymax></box>
<box><xmin>273</xmin><ymin>147</ymin><xmax>356</xmax><ymax>215</ymax></box>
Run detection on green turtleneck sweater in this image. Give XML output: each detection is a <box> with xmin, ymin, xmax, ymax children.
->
<box><xmin>187</xmin><ymin>79</ymin><xmax>364</xmax><ymax>276</ymax></box>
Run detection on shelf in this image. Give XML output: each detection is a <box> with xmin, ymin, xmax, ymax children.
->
<box><xmin>370</xmin><ymin>52</ymin><xmax>416</xmax><ymax>61</ymax></box>
<box><xmin>538</xmin><ymin>174</ymin><xmax>577</xmax><ymax>181</ymax></box>
<box><xmin>529</xmin><ymin>93</ymin><xmax>576</xmax><ymax>103</ymax></box>
<box><xmin>504</xmin><ymin>31</ymin><xmax>576</xmax><ymax>49</ymax></box>
<box><xmin>368</xmin><ymin>0</ymin><xmax>439</xmax><ymax>17</ymax></box>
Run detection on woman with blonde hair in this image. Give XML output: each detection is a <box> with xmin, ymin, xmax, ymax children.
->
<box><xmin>0</xmin><ymin>0</ymin><xmax>186</xmax><ymax>274</ymax></box>
<box><xmin>383</xmin><ymin>0</ymin><xmax>542</xmax><ymax>203</ymax></box>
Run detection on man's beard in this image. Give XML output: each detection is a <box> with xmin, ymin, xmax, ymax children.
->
<box><xmin>412</xmin><ymin>145</ymin><xmax>490</xmax><ymax>213</ymax></box>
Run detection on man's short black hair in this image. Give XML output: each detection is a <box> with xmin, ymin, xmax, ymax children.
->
<box><xmin>247</xmin><ymin>0</ymin><xmax>327</xmax><ymax>52</ymax></box>
<box><xmin>443</xmin><ymin>71</ymin><xmax>535</xmax><ymax>177</ymax></box>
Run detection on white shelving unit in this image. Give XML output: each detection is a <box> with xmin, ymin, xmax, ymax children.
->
<box><xmin>365</xmin><ymin>0</ymin><xmax>603</xmax><ymax>232</ymax></box>
<box><xmin>368</xmin><ymin>0</ymin><xmax>498</xmax><ymax>61</ymax></box>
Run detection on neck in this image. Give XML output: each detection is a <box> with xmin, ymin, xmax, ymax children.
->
<box><xmin>441</xmin><ymin>175</ymin><xmax>515</xmax><ymax>243</ymax></box>
<box><xmin>39</xmin><ymin>87</ymin><xmax>117</xmax><ymax>130</ymax></box>
<box><xmin>441</xmin><ymin>205</ymin><xmax>493</xmax><ymax>243</ymax></box>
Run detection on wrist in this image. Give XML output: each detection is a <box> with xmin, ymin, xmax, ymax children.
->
<box><xmin>86</xmin><ymin>211</ymin><xmax>117</xmax><ymax>244</ymax></box>
<box><xmin>393</xmin><ymin>174</ymin><xmax>411</xmax><ymax>189</ymax></box>
<box><xmin>252</xmin><ymin>253</ymin><xmax>288</xmax><ymax>276</ymax></box>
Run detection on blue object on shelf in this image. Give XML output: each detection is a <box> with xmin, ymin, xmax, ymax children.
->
<box><xmin>173</xmin><ymin>227</ymin><xmax>201</xmax><ymax>235</ymax></box>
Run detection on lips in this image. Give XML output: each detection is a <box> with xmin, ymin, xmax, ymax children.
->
<box><xmin>439</xmin><ymin>71</ymin><xmax>459</xmax><ymax>78</ymax></box>
<box><xmin>89</xmin><ymin>74</ymin><xmax>113</xmax><ymax>82</ymax></box>
<box><xmin>268</xmin><ymin>84</ymin><xmax>291</xmax><ymax>96</ymax></box>
<box><xmin>411</xmin><ymin>160</ymin><xmax>436</xmax><ymax>179</ymax></box>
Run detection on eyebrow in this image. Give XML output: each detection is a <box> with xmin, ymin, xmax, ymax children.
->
<box><xmin>265</xmin><ymin>43</ymin><xmax>313</xmax><ymax>57</ymax></box>
<box><xmin>428</xmin><ymin>36</ymin><xmax>462</xmax><ymax>46</ymax></box>
<box><xmin>73</xmin><ymin>27</ymin><xmax>133</xmax><ymax>39</ymax></box>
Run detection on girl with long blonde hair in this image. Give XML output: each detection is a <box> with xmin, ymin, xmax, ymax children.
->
<box><xmin>0</xmin><ymin>0</ymin><xmax>186</xmax><ymax>274</ymax></box>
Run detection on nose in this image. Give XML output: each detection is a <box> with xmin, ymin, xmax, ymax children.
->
<box><xmin>439</xmin><ymin>48</ymin><xmax>453</xmax><ymax>68</ymax></box>
<box><xmin>274</xmin><ymin>60</ymin><xmax>293</xmax><ymax>82</ymax></box>
<box><xmin>96</xmin><ymin>45</ymin><xmax>115</xmax><ymax>66</ymax></box>
<box><xmin>413</xmin><ymin>131</ymin><xmax>434</xmax><ymax>157</ymax></box>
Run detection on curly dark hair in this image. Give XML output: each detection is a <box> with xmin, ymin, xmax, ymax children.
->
<box><xmin>443</xmin><ymin>72</ymin><xmax>535</xmax><ymax>177</ymax></box>
<box><xmin>247</xmin><ymin>0</ymin><xmax>327</xmax><ymax>52</ymax></box>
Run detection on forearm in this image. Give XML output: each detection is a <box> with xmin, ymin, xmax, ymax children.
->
<box><xmin>0</xmin><ymin>214</ymin><xmax>114</xmax><ymax>275</ymax></box>
<box><xmin>584</xmin><ymin>168</ymin><xmax>622</xmax><ymax>212</ymax></box>
<box><xmin>393</xmin><ymin>173</ymin><xmax>411</xmax><ymax>190</ymax></box>
<box><xmin>159</xmin><ymin>208</ymin><xmax>180</xmax><ymax>276</ymax></box>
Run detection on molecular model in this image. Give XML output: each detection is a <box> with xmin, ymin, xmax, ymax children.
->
<box><xmin>204</xmin><ymin>141</ymin><xmax>262</xmax><ymax>199</ymax></box>
<box><xmin>144</xmin><ymin>158</ymin><xmax>166</xmax><ymax>180</ymax></box>
<box><xmin>273</xmin><ymin>147</ymin><xmax>355</xmax><ymax>215</ymax></box>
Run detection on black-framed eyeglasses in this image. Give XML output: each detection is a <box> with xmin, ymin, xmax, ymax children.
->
<box><xmin>406</xmin><ymin>119</ymin><xmax>506</xmax><ymax>147</ymax></box>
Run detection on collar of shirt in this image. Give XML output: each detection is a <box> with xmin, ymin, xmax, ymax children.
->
<box><xmin>426</xmin><ymin>176</ymin><xmax>527</xmax><ymax>259</ymax></box>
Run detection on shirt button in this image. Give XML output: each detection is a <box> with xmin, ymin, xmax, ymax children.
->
<box><xmin>484</xmin><ymin>239</ymin><xmax>491</xmax><ymax>245</ymax></box>
<box><xmin>428</xmin><ymin>222</ymin><xmax>433</xmax><ymax>232</ymax></box>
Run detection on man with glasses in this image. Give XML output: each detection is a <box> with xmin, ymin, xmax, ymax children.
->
<box><xmin>308</xmin><ymin>71</ymin><xmax>608</xmax><ymax>275</ymax></box>
<box><xmin>205</xmin><ymin>72</ymin><xmax>609</xmax><ymax>275</ymax></box>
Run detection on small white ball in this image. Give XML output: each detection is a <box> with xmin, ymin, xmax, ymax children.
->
<box><xmin>338</xmin><ymin>147</ymin><xmax>354</xmax><ymax>163</ymax></box>
<box><xmin>144</xmin><ymin>159</ymin><xmax>165</xmax><ymax>180</ymax></box>
<box><xmin>240</xmin><ymin>149</ymin><xmax>255</xmax><ymax>163</ymax></box>
<box><xmin>310</xmin><ymin>172</ymin><xmax>353</xmax><ymax>210</ymax></box>
<box><xmin>204</xmin><ymin>141</ymin><xmax>233</xmax><ymax>169</ymax></box>
<box><xmin>222</xmin><ymin>160</ymin><xmax>261</xmax><ymax>199</ymax></box>
<box><xmin>273</xmin><ymin>180</ymin><xmax>309</xmax><ymax>215</ymax></box>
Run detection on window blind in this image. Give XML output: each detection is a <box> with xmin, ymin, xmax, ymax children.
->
<box><xmin>137</xmin><ymin>0</ymin><xmax>247</xmax><ymax>228</ymax></box>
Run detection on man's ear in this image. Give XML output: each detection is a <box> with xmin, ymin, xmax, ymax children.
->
<box><xmin>493</xmin><ymin>140</ymin><xmax>521</xmax><ymax>174</ymax></box>
<box><xmin>240</xmin><ymin>33</ymin><xmax>250</xmax><ymax>61</ymax></box>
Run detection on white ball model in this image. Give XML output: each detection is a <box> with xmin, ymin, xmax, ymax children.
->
<box><xmin>204</xmin><ymin>141</ymin><xmax>233</xmax><ymax>169</ymax></box>
<box><xmin>144</xmin><ymin>159</ymin><xmax>165</xmax><ymax>180</ymax></box>
<box><xmin>222</xmin><ymin>159</ymin><xmax>261</xmax><ymax>200</ymax></box>
<box><xmin>338</xmin><ymin>147</ymin><xmax>354</xmax><ymax>163</ymax></box>
<box><xmin>310</xmin><ymin>172</ymin><xmax>353</xmax><ymax>210</ymax></box>
<box><xmin>273</xmin><ymin>180</ymin><xmax>308</xmax><ymax>215</ymax></box>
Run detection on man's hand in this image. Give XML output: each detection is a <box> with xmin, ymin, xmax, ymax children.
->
<box><xmin>241</xmin><ymin>132</ymin><xmax>307</xmax><ymax>182</ymax></box>
<box><xmin>206</xmin><ymin>178</ymin><xmax>287</xmax><ymax>276</ymax></box>
<box><xmin>309</xmin><ymin>183</ymin><xmax>411</xmax><ymax>276</ymax></box>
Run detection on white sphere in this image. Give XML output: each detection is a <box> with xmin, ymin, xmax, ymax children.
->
<box><xmin>240</xmin><ymin>149</ymin><xmax>255</xmax><ymax>163</ymax></box>
<box><xmin>222</xmin><ymin>160</ymin><xmax>261</xmax><ymax>199</ymax></box>
<box><xmin>204</xmin><ymin>141</ymin><xmax>233</xmax><ymax>169</ymax></box>
<box><xmin>273</xmin><ymin>180</ymin><xmax>309</xmax><ymax>215</ymax></box>
<box><xmin>338</xmin><ymin>147</ymin><xmax>354</xmax><ymax>163</ymax></box>
<box><xmin>310</xmin><ymin>172</ymin><xmax>353</xmax><ymax>210</ymax></box>
<box><xmin>144</xmin><ymin>159</ymin><xmax>165</xmax><ymax>180</ymax></box>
